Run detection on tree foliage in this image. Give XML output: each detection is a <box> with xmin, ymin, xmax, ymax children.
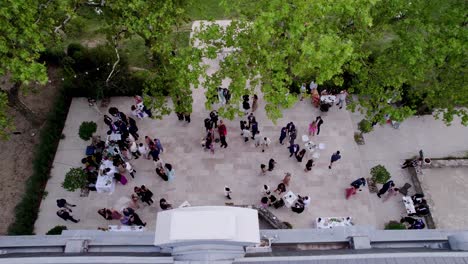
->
<box><xmin>196</xmin><ymin>0</ymin><xmax>467</xmax><ymax>124</ymax></box>
<box><xmin>0</xmin><ymin>0</ymin><xmax>74</xmax><ymax>137</ymax></box>
<box><xmin>104</xmin><ymin>0</ymin><xmax>205</xmax><ymax>118</ymax></box>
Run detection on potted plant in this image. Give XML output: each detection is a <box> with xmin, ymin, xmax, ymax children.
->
<box><xmin>46</xmin><ymin>225</ymin><xmax>68</xmax><ymax>235</ymax></box>
<box><xmin>78</xmin><ymin>121</ymin><xmax>97</xmax><ymax>140</ymax></box>
<box><xmin>385</xmin><ymin>221</ymin><xmax>406</xmax><ymax>230</ymax></box>
<box><xmin>355</xmin><ymin>119</ymin><xmax>373</xmax><ymax>145</ymax></box>
<box><xmin>370</xmin><ymin>165</ymin><xmax>391</xmax><ymax>184</ymax></box>
<box><xmin>62</xmin><ymin>168</ymin><xmax>88</xmax><ymax>192</ymax></box>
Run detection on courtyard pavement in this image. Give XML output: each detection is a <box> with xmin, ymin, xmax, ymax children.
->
<box><xmin>34</xmin><ymin>21</ymin><xmax>468</xmax><ymax>234</ymax></box>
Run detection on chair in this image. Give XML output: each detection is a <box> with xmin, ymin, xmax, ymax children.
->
<box><xmin>399</xmin><ymin>183</ymin><xmax>412</xmax><ymax>196</ymax></box>
<box><xmin>302</xmin><ymin>135</ymin><xmax>310</xmax><ymax>142</ymax></box>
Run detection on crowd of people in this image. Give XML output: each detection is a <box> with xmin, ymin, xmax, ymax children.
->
<box><xmin>54</xmin><ymin>82</ymin><xmax>429</xmax><ymax>230</ymax></box>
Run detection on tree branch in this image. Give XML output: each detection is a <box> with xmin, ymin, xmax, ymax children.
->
<box><xmin>54</xmin><ymin>4</ymin><xmax>78</xmax><ymax>34</ymax></box>
<box><xmin>106</xmin><ymin>29</ymin><xmax>127</xmax><ymax>85</ymax></box>
<box><xmin>35</xmin><ymin>0</ymin><xmax>53</xmax><ymax>24</ymax></box>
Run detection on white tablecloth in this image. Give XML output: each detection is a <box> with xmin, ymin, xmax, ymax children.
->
<box><xmin>96</xmin><ymin>174</ymin><xmax>115</xmax><ymax>193</ymax></box>
<box><xmin>320</xmin><ymin>95</ymin><xmax>336</xmax><ymax>104</ymax></box>
<box><xmin>316</xmin><ymin>217</ymin><xmax>353</xmax><ymax>229</ymax></box>
<box><xmin>282</xmin><ymin>191</ymin><xmax>298</xmax><ymax>208</ymax></box>
<box><xmin>96</xmin><ymin>161</ymin><xmax>116</xmax><ymax>193</ymax></box>
<box><xmin>402</xmin><ymin>196</ymin><xmax>416</xmax><ymax>214</ymax></box>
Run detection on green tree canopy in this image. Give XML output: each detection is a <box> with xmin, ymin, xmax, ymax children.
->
<box><xmin>195</xmin><ymin>0</ymin><xmax>467</xmax><ymax>125</ymax></box>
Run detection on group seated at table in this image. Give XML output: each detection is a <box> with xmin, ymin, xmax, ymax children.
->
<box><xmin>400</xmin><ymin>216</ymin><xmax>425</xmax><ymax>229</ymax></box>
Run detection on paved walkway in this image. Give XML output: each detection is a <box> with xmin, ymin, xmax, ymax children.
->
<box><xmin>34</xmin><ymin>21</ymin><xmax>468</xmax><ymax>234</ymax></box>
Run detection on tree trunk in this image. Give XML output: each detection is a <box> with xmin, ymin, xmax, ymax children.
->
<box><xmin>6</xmin><ymin>82</ymin><xmax>42</xmax><ymax>127</ymax></box>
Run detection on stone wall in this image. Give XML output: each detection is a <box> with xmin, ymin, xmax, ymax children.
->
<box><xmin>426</xmin><ymin>159</ymin><xmax>468</xmax><ymax>168</ymax></box>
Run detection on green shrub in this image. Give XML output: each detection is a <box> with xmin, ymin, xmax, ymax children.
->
<box><xmin>283</xmin><ymin>221</ymin><xmax>293</xmax><ymax>229</ymax></box>
<box><xmin>46</xmin><ymin>225</ymin><xmax>67</xmax><ymax>235</ymax></box>
<box><xmin>358</xmin><ymin>119</ymin><xmax>373</xmax><ymax>134</ymax></box>
<box><xmin>78</xmin><ymin>121</ymin><xmax>97</xmax><ymax>140</ymax></box>
<box><xmin>39</xmin><ymin>45</ymin><xmax>66</xmax><ymax>65</ymax></box>
<box><xmin>385</xmin><ymin>221</ymin><xmax>406</xmax><ymax>230</ymax></box>
<box><xmin>8</xmin><ymin>84</ymin><xmax>71</xmax><ymax>235</ymax></box>
<box><xmin>62</xmin><ymin>168</ymin><xmax>88</xmax><ymax>192</ymax></box>
<box><xmin>370</xmin><ymin>165</ymin><xmax>391</xmax><ymax>184</ymax></box>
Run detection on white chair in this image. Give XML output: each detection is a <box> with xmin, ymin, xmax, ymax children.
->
<box><xmin>302</xmin><ymin>135</ymin><xmax>310</xmax><ymax>142</ymax></box>
<box><xmin>318</xmin><ymin>143</ymin><xmax>326</xmax><ymax>150</ymax></box>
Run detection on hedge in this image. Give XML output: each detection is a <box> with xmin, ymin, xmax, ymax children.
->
<box><xmin>7</xmin><ymin>85</ymin><xmax>71</xmax><ymax>235</ymax></box>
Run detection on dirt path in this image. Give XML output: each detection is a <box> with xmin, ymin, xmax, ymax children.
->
<box><xmin>0</xmin><ymin>66</ymin><xmax>62</xmax><ymax>235</ymax></box>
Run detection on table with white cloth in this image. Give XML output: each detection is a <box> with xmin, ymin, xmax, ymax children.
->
<box><xmin>96</xmin><ymin>160</ymin><xmax>116</xmax><ymax>193</ymax></box>
<box><xmin>282</xmin><ymin>191</ymin><xmax>298</xmax><ymax>208</ymax></box>
<box><xmin>402</xmin><ymin>196</ymin><xmax>416</xmax><ymax>214</ymax></box>
<box><xmin>320</xmin><ymin>95</ymin><xmax>336</xmax><ymax>104</ymax></box>
<box><xmin>108</xmin><ymin>225</ymin><xmax>145</xmax><ymax>232</ymax></box>
<box><xmin>107</xmin><ymin>132</ymin><xmax>122</xmax><ymax>142</ymax></box>
<box><xmin>316</xmin><ymin>217</ymin><xmax>353</xmax><ymax>229</ymax></box>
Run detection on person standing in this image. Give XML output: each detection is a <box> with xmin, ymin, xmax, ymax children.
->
<box><xmin>252</xmin><ymin>94</ymin><xmax>258</xmax><ymax>112</ymax></box>
<box><xmin>308</xmin><ymin>120</ymin><xmax>317</xmax><ymax>136</ymax></box>
<box><xmin>268</xmin><ymin>158</ymin><xmax>276</xmax><ymax>171</ymax></box>
<box><xmin>251</xmin><ymin>121</ymin><xmax>259</xmax><ymax>140</ymax></box>
<box><xmin>350</xmin><ymin>178</ymin><xmax>366</xmax><ymax>189</ymax></box>
<box><xmin>127</xmin><ymin>116</ymin><xmax>139</xmax><ymax>140</ymax></box>
<box><xmin>304</xmin><ymin>159</ymin><xmax>315</xmax><ymax>172</ymax></box>
<box><xmin>57</xmin><ymin>208</ymin><xmax>80</xmax><ymax>223</ymax></box>
<box><xmin>241</xmin><ymin>128</ymin><xmax>251</xmax><ymax>142</ymax></box>
<box><xmin>288</xmin><ymin>143</ymin><xmax>300</xmax><ymax>157</ymax></box>
<box><xmin>261</xmin><ymin>137</ymin><xmax>271</xmax><ymax>152</ymax></box>
<box><xmin>383</xmin><ymin>187</ymin><xmax>400</xmax><ymax>202</ymax></box>
<box><xmin>282</xmin><ymin>172</ymin><xmax>292</xmax><ymax>186</ymax></box>
<box><xmin>240</xmin><ymin>120</ymin><xmax>247</xmax><ymax>135</ymax></box>
<box><xmin>218</xmin><ymin>87</ymin><xmax>226</xmax><ymax>105</ymax></box>
<box><xmin>204</xmin><ymin>118</ymin><xmax>213</xmax><ymax>132</ymax></box>
<box><xmin>224</xmin><ymin>186</ymin><xmax>232</xmax><ymax>200</ymax></box>
<box><xmin>295</xmin><ymin>149</ymin><xmax>306</xmax><ymax>162</ymax></box>
<box><xmin>223</xmin><ymin>88</ymin><xmax>231</xmax><ymax>104</ymax></box>
<box><xmin>310</xmin><ymin>80</ymin><xmax>318</xmax><ymax>93</ymax></box>
<box><xmin>218</xmin><ymin>120</ymin><xmax>228</xmax><ymax>148</ymax></box>
<box><xmin>138</xmin><ymin>143</ymin><xmax>149</xmax><ymax>159</ymax></box>
<box><xmin>56</xmin><ymin>199</ymin><xmax>76</xmax><ymax>211</ymax></box>
<box><xmin>316</xmin><ymin>116</ymin><xmax>324</xmax><ymax>135</ymax></box>
<box><xmin>184</xmin><ymin>113</ymin><xmax>191</xmax><ymax>123</ymax></box>
<box><xmin>336</xmin><ymin>90</ymin><xmax>348</xmax><ymax>109</ymax></box>
<box><xmin>210</xmin><ymin>110</ymin><xmax>219</xmax><ymax>128</ymax></box>
<box><xmin>242</xmin><ymin>97</ymin><xmax>250</xmax><ymax>115</ymax></box>
<box><xmin>279</xmin><ymin>126</ymin><xmax>287</xmax><ymax>145</ymax></box>
<box><xmin>260</xmin><ymin>164</ymin><xmax>267</xmax><ymax>175</ymax></box>
<box><xmin>247</xmin><ymin>113</ymin><xmax>256</xmax><ymax>128</ymax></box>
<box><xmin>377</xmin><ymin>180</ymin><xmax>395</xmax><ymax>198</ymax></box>
<box><xmin>300</xmin><ymin>83</ymin><xmax>306</xmax><ymax>101</ymax></box>
<box><xmin>329</xmin><ymin>151</ymin><xmax>341</xmax><ymax>169</ymax></box>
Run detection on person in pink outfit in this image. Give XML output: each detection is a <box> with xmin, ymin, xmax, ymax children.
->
<box><xmin>309</xmin><ymin>121</ymin><xmax>317</xmax><ymax>136</ymax></box>
<box><xmin>383</xmin><ymin>187</ymin><xmax>400</xmax><ymax>202</ymax></box>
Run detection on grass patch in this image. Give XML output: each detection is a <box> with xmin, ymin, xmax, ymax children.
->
<box><xmin>188</xmin><ymin>0</ymin><xmax>228</xmax><ymax>20</ymax></box>
<box><xmin>120</xmin><ymin>36</ymin><xmax>150</xmax><ymax>68</ymax></box>
<box><xmin>8</xmin><ymin>78</ymin><xmax>71</xmax><ymax>235</ymax></box>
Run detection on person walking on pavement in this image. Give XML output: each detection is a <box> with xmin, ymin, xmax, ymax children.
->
<box><xmin>251</xmin><ymin>121</ymin><xmax>259</xmax><ymax>139</ymax></box>
<box><xmin>57</xmin><ymin>208</ymin><xmax>80</xmax><ymax>223</ymax></box>
<box><xmin>336</xmin><ymin>90</ymin><xmax>348</xmax><ymax>109</ymax></box>
<box><xmin>210</xmin><ymin>110</ymin><xmax>219</xmax><ymax>128</ymax></box>
<box><xmin>268</xmin><ymin>158</ymin><xmax>276</xmax><ymax>171</ymax></box>
<box><xmin>304</xmin><ymin>159</ymin><xmax>315</xmax><ymax>172</ymax></box>
<box><xmin>261</xmin><ymin>137</ymin><xmax>271</xmax><ymax>152</ymax></box>
<box><xmin>224</xmin><ymin>186</ymin><xmax>232</xmax><ymax>200</ymax></box>
<box><xmin>346</xmin><ymin>178</ymin><xmax>366</xmax><ymax>199</ymax></box>
<box><xmin>329</xmin><ymin>151</ymin><xmax>341</xmax><ymax>169</ymax></box>
<box><xmin>247</xmin><ymin>113</ymin><xmax>256</xmax><ymax>127</ymax></box>
<box><xmin>240</xmin><ymin>120</ymin><xmax>248</xmax><ymax>135</ymax></box>
<box><xmin>218</xmin><ymin>120</ymin><xmax>228</xmax><ymax>148</ymax></box>
<box><xmin>309</xmin><ymin>120</ymin><xmax>317</xmax><ymax>136</ymax></box>
<box><xmin>316</xmin><ymin>116</ymin><xmax>324</xmax><ymax>135</ymax></box>
<box><xmin>377</xmin><ymin>180</ymin><xmax>395</xmax><ymax>198</ymax></box>
<box><xmin>295</xmin><ymin>149</ymin><xmax>306</xmax><ymax>162</ymax></box>
<box><xmin>56</xmin><ymin>199</ymin><xmax>76</xmax><ymax>211</ymax></box>
<box><xmin>279</xmin><ymin>126</ymin><xmax>287</xmax><ymax>145</ymax></box>
<box><xmin>252</xmin><ymin>94</ymin><xmax>259</xmax><ymax>112</ymax></box>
